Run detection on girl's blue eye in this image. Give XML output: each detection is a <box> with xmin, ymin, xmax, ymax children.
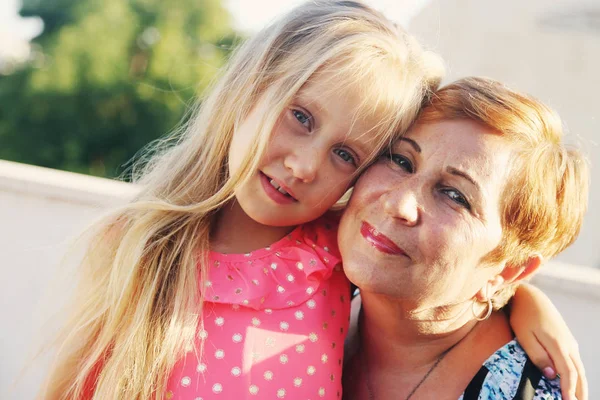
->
<box><xmin>389</xmin><ymin>154</ymin><xmax>414</xmax><ymax>173</ymax></box>
<box><xmin>334</xmin><ymin>148</ymin><xmax>357</xmax><ymax>166</ymax></box>
<box><xmin>292</xmin><ymin>109</ymin><xmax>311</xmax><ymax>128</ymax></box>
<box><xmin>442</xmin><ymin>188</ymin><xmax>471</xmax><ymax>210</ymax></box>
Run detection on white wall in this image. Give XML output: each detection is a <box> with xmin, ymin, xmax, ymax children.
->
<box><xmin>0</xmin><ymin>161</ymin><xmax>136</xmax><ymax>399</ymax></box>
<box><xmin>1</xmin><ymin>161</ymin><xmax>598</xmax><ymax>398</ymax></box>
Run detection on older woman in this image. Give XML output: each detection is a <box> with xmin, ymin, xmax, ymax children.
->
<box><xmin>340</xmin><ymin>77</ymin><xmax>588</xmax><ymax>399</ymax></box>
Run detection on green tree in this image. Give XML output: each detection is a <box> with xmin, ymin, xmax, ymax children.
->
<box><xmin>0</xmin><ymin>0</ymin><xmax>237</xmax><ymax>177</ymax></box>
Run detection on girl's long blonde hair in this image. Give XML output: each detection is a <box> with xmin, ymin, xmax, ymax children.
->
<box><xmin>43</xmin><ymin>1</ymin><xmax>444</xmax><ymax>398</ymax></box>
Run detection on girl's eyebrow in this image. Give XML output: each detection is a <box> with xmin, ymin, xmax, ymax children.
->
<box><xmin>295</xmin><ymin>89</ymin><xmax>325</xmax><ymax>111</ymax></box>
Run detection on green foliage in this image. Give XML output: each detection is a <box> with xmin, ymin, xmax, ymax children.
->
<box><xmin>1</xmin><ymin>0</ymin><xmax>238</xmax><ymax>177</ymax></box>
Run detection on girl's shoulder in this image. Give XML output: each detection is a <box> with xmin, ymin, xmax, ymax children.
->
<box><xmin>205</xmin><ymin>214</ymin><xmax>344</xmax><ymax>311</ymax></box>
<box><xmin>297</xmin><ymin>212</ymin><xmax>341</xmax><ymax>254</ymax></box>
<box><xmin>208</xmin><ymin>213</ymin><xmax>341</xmax><ymax>263</ymax></box>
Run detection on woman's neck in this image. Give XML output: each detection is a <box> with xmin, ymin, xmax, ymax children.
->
<box><xmin>347</xmin><ymin>292</ymin><xmax>514</xmax><ymax>400</ymax></box>
<box><xmin>210</xmin><ymin>200</ymin><xmax>295</xmax><ymax>254</ymax></box>
<box><xmin>359</xmin><ymin>291</ymin><xmax>482</xmax><ymax>370</ymax></box>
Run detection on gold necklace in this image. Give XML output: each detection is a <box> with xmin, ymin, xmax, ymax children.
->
<box><xmin>358</xmin><ymin>306</ymin><xmax>459</xmax><ymax>400</ymax></box>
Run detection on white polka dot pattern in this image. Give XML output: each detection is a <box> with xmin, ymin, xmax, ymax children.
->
<box><xmin>165</xmin><ymin>217</ymin><xmax>348</xmax><ymax>399</ymax></box>
<box><xmin>212</xmin><ymin>383</ymin><xmax>222</xmax><ymax>394</ymax></box>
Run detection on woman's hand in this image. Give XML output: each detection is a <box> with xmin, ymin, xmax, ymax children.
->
<box><xmin>509</xmin><ymin>283</ymin><xmax>587</xmax><ymax>400</ymax></box>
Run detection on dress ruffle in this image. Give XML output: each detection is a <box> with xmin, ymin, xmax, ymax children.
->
<box><xmin>203</xmin><ymin>216</ymin><xmax>341</xmax><ymax>310</ymax></box>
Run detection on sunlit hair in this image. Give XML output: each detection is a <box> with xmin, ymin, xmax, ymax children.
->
<box><xmin>417</xmin><ymin>77</ymin><xmax>589</xmax><ymax>308</ymax></box>
<box><xmin>42</xmin><ymin>1</ymin><xmax>444</xmax><ymax>398</ymax></box>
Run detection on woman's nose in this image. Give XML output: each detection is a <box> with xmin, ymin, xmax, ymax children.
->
<box><xmin>284</xmin><ymin>148</ymin><xmax>320</xmax><ymax>183</ymax></box>
<box><xmin>383</xmin><ymin>184</ymin><xmax>419</xmax><ymax>226</ymax></box>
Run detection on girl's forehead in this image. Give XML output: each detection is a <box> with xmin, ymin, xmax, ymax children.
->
<box><xmin>299</xmin><ymin>71</ymin><xmax>353</xmax><ymax>99</ymax></box>
<box><xmin>291</xmin><ymin>64</ymin><xmax>413</xmax><ymax>162</ymax></box>
<box><xmin>289</xmin><ymin>78</ymin><xmax>389</xmax><ymax>160</ymax></box>
<box><xmin>298</xmin><ymin>73</ymin><xmax>387</xmax><ymax>122</ymax></box>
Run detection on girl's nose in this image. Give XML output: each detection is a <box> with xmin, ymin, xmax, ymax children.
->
<box><xmin>284</xmin><ymin>148</ymin><xmax>320</xmax><ymax>183</ymax></box>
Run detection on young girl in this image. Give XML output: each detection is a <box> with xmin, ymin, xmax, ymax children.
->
<box><xmin>43</xmin><ymin>1</ymin><xmax>585</xmax><ymax>399</ymax></box>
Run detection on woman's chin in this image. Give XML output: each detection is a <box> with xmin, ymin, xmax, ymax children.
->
<box><xmin>344</xmin><ymin>261</ymin><xmax>406</xmax><ymax>296</ymax></box>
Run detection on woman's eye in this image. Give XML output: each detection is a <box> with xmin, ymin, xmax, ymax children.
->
<box><xmin>334</xmin><ymin>148</ymin><xmax>357</xmax><ymax>166</ymax></box>
<box><xmin>292</xmin><ymin>109</ymin><xmax>312</xmax><ymax>129</ymax></box>
<box><xmin>442</xmin><ymin>188</ymin><xmax>471</xmax><ymax>210</ymax></box>
<box><xmin>389</xmin><ymin>154</ymin><xmax>414</xmax><ymax>173</ymax></box>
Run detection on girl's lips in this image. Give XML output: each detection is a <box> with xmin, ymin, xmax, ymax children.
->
<box><xmin>360</xmin><ymin>221</ymin><xmax>408</xmax><ymax>256</ymax></box>
<box><xmin>259</xmin><ymin>172</ymin><xmax>297</xmax><ymax>205</ymax></box>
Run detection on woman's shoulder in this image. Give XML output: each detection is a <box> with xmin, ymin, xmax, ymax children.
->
<box><xmin>462</xmin><ymin>339</ymin><xmax>561</xmax><ymax>399</ymax></box>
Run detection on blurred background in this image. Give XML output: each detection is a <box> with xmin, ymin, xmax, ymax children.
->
<box><xmin>2</xmin><ymin>0</ymin><xmax>598</xmax><ymax>266</ymax></box>
<box><xmin>0</xmin><ymin>0</ymin><xmax>238</xmax><ymax>177</ymax></box>
<box><xmin>1</xmin><ymin>0</ymin><xmax>599</xmax><ymax>398</ymax></box>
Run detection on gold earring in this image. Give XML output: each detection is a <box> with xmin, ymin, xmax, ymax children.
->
<box><xmin>472</xmin><ymin>296</ymin><xmax>493</xmax><ymax>321</ymax></box>
<box><xmin>472</xmin><ymin>283</ymin><xmax>493</xmax><ymax>321</ymax></box>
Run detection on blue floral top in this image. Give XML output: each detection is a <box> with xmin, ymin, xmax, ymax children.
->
<box><xmin>459</xmin><ymin>340</ymin><xmax>561</xmax><ymax>399</ymax></box>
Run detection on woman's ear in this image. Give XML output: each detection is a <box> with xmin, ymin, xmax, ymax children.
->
<box><xmin>500</xmin><ymin>254</ymin><xmax>543</xmax><ymax>285</ymax></box>
<box><xmin>477</xmin><ymin>255</ymin><xmax>543</xmax><ymax>301</ymax></box>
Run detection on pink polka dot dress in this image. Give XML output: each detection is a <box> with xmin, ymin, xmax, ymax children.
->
<box><xmin>165</xmin><ymin>217</ymin><xmax>351</xmax><ymax>399</ymax></box>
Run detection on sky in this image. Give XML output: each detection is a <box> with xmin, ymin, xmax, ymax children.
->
<box><xmin>0</xmin><ymin>0</ymin><xmax>43</xmax><ymax>63</ymax></box>
<box><xmin>0</xmin><ymin>0</ymin><xmax>431</xmax><ymax>62</ymax></box>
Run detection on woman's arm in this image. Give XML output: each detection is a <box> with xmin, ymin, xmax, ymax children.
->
<box><xmin>510</xmin><ymin>283</ymin><xmax>587</xmax><ymax>400</ymax></box>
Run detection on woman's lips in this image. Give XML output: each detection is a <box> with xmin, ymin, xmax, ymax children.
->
<box><xmin>360</xmin><ymin>221</ymin><xmax>407</xmax><ymax>256</ymax></box>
